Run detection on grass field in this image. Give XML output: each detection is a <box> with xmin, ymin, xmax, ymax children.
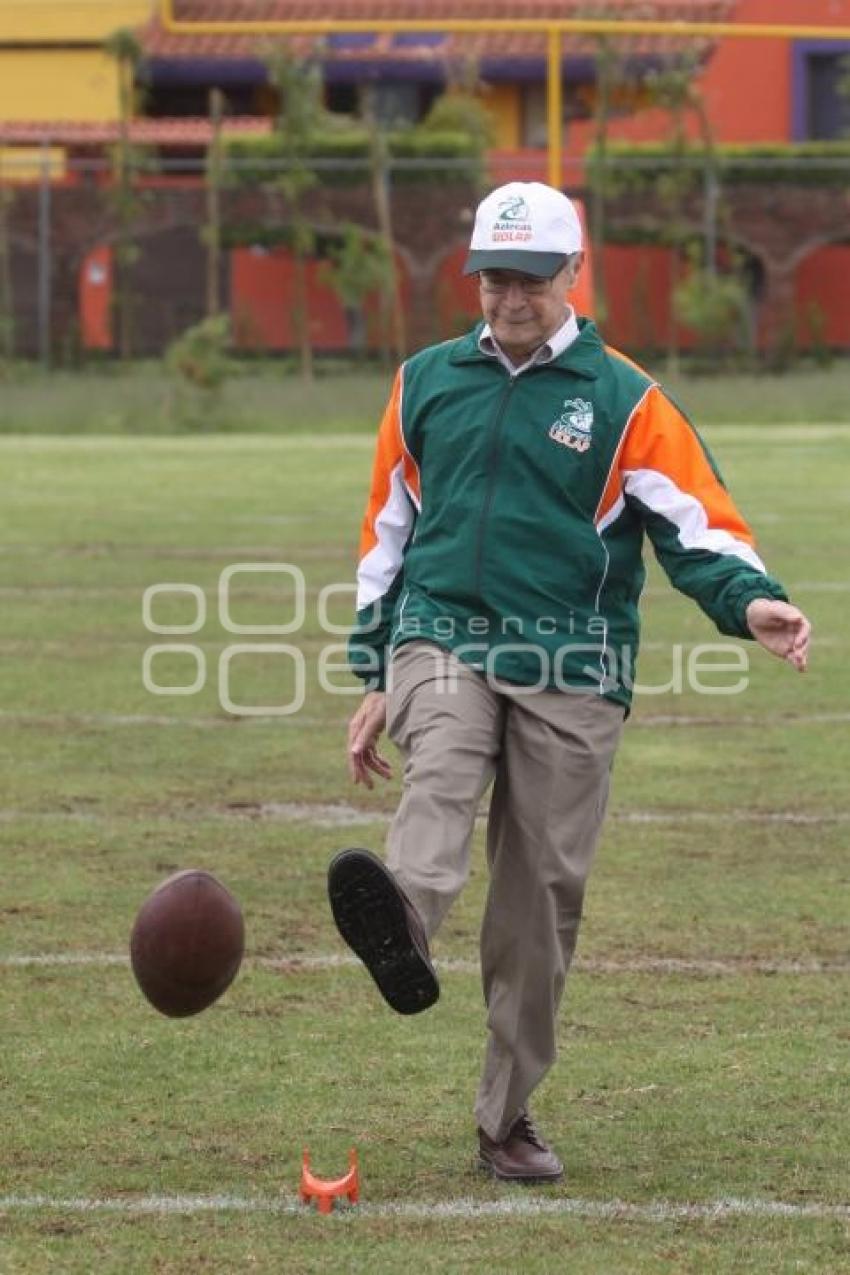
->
<box><xmin>0</xmin><ymin>419</ymin><xmax>849</xmax><ymax>1273</ymax></box>
<box><xmin>1</xmin><ymin>359</ymin><xmax>850</xmax><ymax>433</ymax></box>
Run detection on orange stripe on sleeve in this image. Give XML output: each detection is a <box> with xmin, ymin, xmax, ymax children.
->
<box><xmin>595</xmin><ymin>435</ymin><xmax>629</xmax><ymax>529</ymax></box>
<box><xmin>359</xmin><ymin>369</ymin><xmax>420</xmax><ymax>561</ymax></box>
<box><xmin>594</xmin><ymin>349</ymin><xmax>655</xmax><ymax>529</ymax></box>
<box><xmin>594</xmin><ymin>376</ymin><xmax>655</xmax><ymax>529</ymax></box>
<box><xmin>618</xmin><ymin>386</ymin><xmax>756</xmax><ymax>547</ymax></box>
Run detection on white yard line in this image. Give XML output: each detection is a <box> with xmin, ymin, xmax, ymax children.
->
<box><xmin>0</xmin><ymin>544</ymin><xmax>347</xmax><ymax>560</ymax></box>
<box><xmin>246</xmin><ymin>800</ymin><xmax>386</xmax><ymax>826</ymax></box>
<box><xmin>629</xmin><ymin>712</ymin><xmax>850</xmax><ymax>726</ymax></box>
<box><xmin>703</xmin><ymin>424</ymin><xmax>850</xmax><ymax>441</ymax></box>
<box><xmin>0</xmin><ymin>582</ymin><xmax>846</xmax><ymax>600</ymax></box>
<box><xmin>611</xmin><ymin>808</ymin><xmax>850</xmax><ymax>825</ymax></box>
<box><xmin>2</xmin><ymin>952</ymin><xmax>847</xmax><ymax>976</ymax></box>
<box><xmin>0</xmin><ymin>706</ymin><xmax>848</xmax><ymax>730</ymax></box>
<box><xmin>249</xmin><ymin>803</ymin><xmax>850</xmax><ymax>827</ymax></box>
<box><xmin>260</xmin><ymin>954</ymin><xmax>850</xmax><ymax>977</ymax></box>
<box><xmin>0</xmin><ymin>584</ymin><xmax>341</xmax><ymax>600</ymax></box>
<box><xmin>0</xmin><ymin>711</ymin><xmax>329</xmax><ymax>729</ymax></box>
<box><xmin>0</xmin><ymin>434</ymin><xmax>376</xmax><ymax>450</ymax></box>
<box><xmin>3</xmin><ymin>803</ymin><xmax>848</xmax><ymax>828</ymax></box>
<box><xmin>638</xmin><ymin>637</ymin><xmax>839</xmax><ymax>650</ymax></box>
<box><xmin>0</xmin><ymin>1191</ymin><xmax>847</xmax><ymax>1223</ymax></box>
<box><xmin>640</xmin><ymin>582</ymin><xmax>850</xmax><ymax>595</ymax></box>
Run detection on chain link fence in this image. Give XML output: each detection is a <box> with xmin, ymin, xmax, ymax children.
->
<box><xmin>1</xmin><ymin>147</ymin><xmax>849</xmax><ymax>365</ymax></box>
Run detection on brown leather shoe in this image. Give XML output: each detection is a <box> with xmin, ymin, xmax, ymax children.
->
<box><xmin>327</xmin><ymin>848</ymin><xmax>439</xmax><ymax>1015</ymax></box>
<box><xmin>478</xmin><ymin>1112</ymin><xmax>564</xmax><ymax>1184</ymax></box>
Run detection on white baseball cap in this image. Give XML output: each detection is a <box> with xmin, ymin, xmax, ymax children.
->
<box><xmin>463</xmin><ymin>181</ymin><xmax>583</xmax><ymax>278</ymax></box>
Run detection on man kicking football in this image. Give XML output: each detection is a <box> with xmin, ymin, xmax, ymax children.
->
<box><xmin>328</xmin><ymin>181</ymin><xmax>811</xmax><ymax>1183</ymax></box>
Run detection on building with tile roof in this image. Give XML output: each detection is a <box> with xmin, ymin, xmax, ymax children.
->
<box><xmin>0</xmin><ymin>1</ymin><xmax>848</xmax><ymax>357</ymax></box>
<box><xmin>1</xmin><ymin>0</ymin><xmax>734</xmax><ymax>164</ymax></box>
<box><xmin>139</xmin><ymin>0</ymin><xmax>730</xmax><ymax>147</ymax></box>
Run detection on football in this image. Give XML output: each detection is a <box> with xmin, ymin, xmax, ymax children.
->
<box><xmin>130</xmin><ymin>869</ymin><xmax>245</xmax><ymax>1017</ymax></box>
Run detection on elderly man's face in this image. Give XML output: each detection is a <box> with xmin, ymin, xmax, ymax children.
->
<box><xmin>478</xmin><ymin>254</ymin><xmax>583</xmax><ymax>363</ymax></box>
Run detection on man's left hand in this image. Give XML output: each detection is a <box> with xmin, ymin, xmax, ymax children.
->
<box><xmin>746</xmin><ymin>599</ymin><xmax>811</xmax><ymax>672</ymax></box>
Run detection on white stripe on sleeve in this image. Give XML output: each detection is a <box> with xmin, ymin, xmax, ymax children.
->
<box><xmin>624</xmin><ymin>467</ymin><xmax>766</xmax><ymax>573</ymax></box>
<box><xmin>356</xmin><ymin>460</ymin><xmax>417</xmax><ymax>610</ymax></box>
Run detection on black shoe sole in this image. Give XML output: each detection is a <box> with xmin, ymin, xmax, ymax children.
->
<box><xmin>327</xmin><ymin>848</ymin><xmax>440</xmax><ymax>1016</ymax></box>
<box><xmin>476</xmin><ymin>1156</ymin><xmax>564</xmax><ymax>1185</ymax></box>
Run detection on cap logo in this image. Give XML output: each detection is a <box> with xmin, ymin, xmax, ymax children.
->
<box><xmin>497</xmin><ymin>195</ymin><xmax>530</xmax><ymax>222</ymax></box>
<box><xmin>492</xmin><ymin>194</ymin><xmax>533</xmax><ymax>244</ymax></box>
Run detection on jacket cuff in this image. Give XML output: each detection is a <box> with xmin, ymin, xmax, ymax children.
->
<box><xmin>361</xmin><ymin>667</ymin><xmax>386</xmax><ymax>693</ymax></box>
<box><xmin>349</xmin><ymin>640</ymin><xmax>387</xmax><ymax>692</ymax></box>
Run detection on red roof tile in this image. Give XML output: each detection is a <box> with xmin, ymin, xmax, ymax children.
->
<box><xmin>169</xmin><ymin>0</ymin><xmax>732</xmax><ymax>14</ymax></box>
<box><xmin>0</xmin><ymin>117</ymin><xmax>272</xmax><ymax>146</ymax></box>
<box><xmin>142</xmin><ymin>0</ymin><xmax>737</xmax><ymax>62</ymax></box>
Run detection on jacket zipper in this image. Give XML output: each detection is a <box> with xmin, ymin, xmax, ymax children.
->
<box><xmin>473</xmin><ymin>375</ymin><xmax>516</xmax><ymax>595</ymax></box>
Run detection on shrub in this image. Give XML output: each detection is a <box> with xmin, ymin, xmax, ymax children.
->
<box><xmin>226</xmin><ymin>126</ymin><xmax>483</xmax><ymax>187</ymax></box>
<box><xmin>589</xmin><ymin>140</ymin><xmax>850</xmax><ymax>190</ymax></box>
<box><xmin>164</xmin><ymin>315</ymin><xmax>235</xmax><ymax>428</ymax></box>
<box><xmin>673</xmin><ymin>267</ymin><xmax>749</xmax><ymax>361</ymax></box>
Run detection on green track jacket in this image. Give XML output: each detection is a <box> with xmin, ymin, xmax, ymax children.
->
<box><xmin>349</xmin><ymin>318</ymin><xmax>787</xmax><ymax>710</ymax></box>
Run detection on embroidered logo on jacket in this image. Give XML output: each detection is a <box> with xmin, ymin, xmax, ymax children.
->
<box><xmin>549</xmin><ymin>398</ymin><xmax>594</xmax><ymax>452</ymax></box>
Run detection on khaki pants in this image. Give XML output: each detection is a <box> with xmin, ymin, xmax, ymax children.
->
<box><xmin>385</xmin><ymin>641</ymin><xmax>625</xmax><ymax>1142</ymax></box>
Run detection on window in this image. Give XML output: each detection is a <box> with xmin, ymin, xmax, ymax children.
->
<box><xmin>371</xmin><ymin>82</ymin><xmax>424</xmax><ymax>128</ymax></box>
<box><xmin>793</xmin><ymin>43</ymin><xmax>850</xmax><ymax>141</ymax></box>
<box><xmin>326</xmin><ymin>83</ymin><xmax>359</xmax><ymax>115</ymax></box>
<box><xmin>327</xmin><ymin>81</ymin><xmax>440</xmax><ymax>127</ymax></box>
<box><xmin>806</xmin><ymin>53</ymin><xmax>850</xmax><ymax>140</ymax></box>
<box><xmin>521</xmin><ymin>83</ymin><xmax>576</xmax><ymax>148</ymax></box>
<box><xmin>144</xmin><ymin>84</ymin><xmax>260</xmax><ymax>118</ymax></box>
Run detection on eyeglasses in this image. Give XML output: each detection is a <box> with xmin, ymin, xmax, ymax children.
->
<box><xmin>478</xmin><ymin>271</ymin><xmax>555</xmax><ymax>296</ymax></box>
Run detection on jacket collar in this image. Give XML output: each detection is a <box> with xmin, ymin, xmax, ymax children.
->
<box><xmin>448</xmin><ymin>317</ymin><xmax>603</xmax><ymax>380</ymax></box>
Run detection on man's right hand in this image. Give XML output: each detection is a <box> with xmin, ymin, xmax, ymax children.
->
<box><xmin>347</xmin><ymin>691</ymin><xmax>392</xmax><ymax>789</ymax></box>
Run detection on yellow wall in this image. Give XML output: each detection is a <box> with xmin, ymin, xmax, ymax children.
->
<box><xmin>0</xmin><ymin>145</ymin><xmax>66</xmax><ymax>181</ymax></box>
<box><xmin>0</xmin><ymin>1</ymin><xmax>151</xmax><ymax>43</ymax></box>
<box><xmin>0</xmin><ymin>49</ymin><xmax>120</xmax><ymax>121</ymax></box>
<box><xmin>479</xmin><ymin>83</ymin><xmax>522</xmax><ymax>150</ymax></box>
<box><xmin>0</xmin><ymin>1</ymin><xmax>152</xmax><ymax>123</ymax></box>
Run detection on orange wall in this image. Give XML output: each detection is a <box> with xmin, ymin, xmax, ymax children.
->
<box><xmin>230</xmin><ymin>246</ymin><xmax>412</xmax><ymax>352</ymax></box>
<box><xmin>567</xmin><ymin>0</ymin><xmax>850</xmax><ymax>151</ymax></box>
<box><xmin>79</xmin><ymin>244</ymin><xmax>113</xmax><ymax>349</ymax></box>
<box><xmin>231</xmin><ymin>247</ymin><xmax>347</xmax><ymax>350</ymax></box>
<box><xmin>602</xmin><ymin>244</ymin><xmax>669</xmax><ymax>352</ymax></box>
<box><xmin>601</xmin><ymin>241</ymin><xmax>850</xmax><ymax>354</ymax></box>
<box><xmin>78</xmin><ymin>240</ymin><xmax>850</xmax><ymax>354</ymax></box>
<box><xmin>795</xmin><ymin>245</ymin><xmax>850</xmax><ymax>347</ymax></box>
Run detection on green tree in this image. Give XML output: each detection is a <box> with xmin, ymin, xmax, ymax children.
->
<box><xmin>644</xmin><ymin>50</ymin><xmax>720</xmax><ymax>374</ymax></box>
<box><xmin>836</xmin><ymin>53</ymin><xmax>850</xmax><ymax>130</ymax></box>
<box><xmin>104</xmin><ymin>28</ymin><xmax>145</xmax><ymax>361</ymax></box>
<box><xmin>321</xmin><ymin>223</ymin><xmax>394</xmax><ymax>358</ymax></box>
<box><xmin>672</xmin><ymin>250</ymin><xmax>749</xmax><ymax>367</ymax></box>
<box><xmin>361</xmin><ymin>85</ymin><xmax>407</xmax><ymax>364</ymax></box>
<box><xmin>586</xmin><ymin>35</ymin><xmax>626</xmax><ymax>328</ymax></box>
<box><xmin>580</xmin><ymin>0</ymin><xmax>644</xmax><ymax>328</ymax></box>
<box><xmin>582</xmin><ymin>0</ymin><xmax>674</xmax><ymax>329</ymax></box>
<box><xmin>164</xmin><ymin>314</ymin><xmax>234</xmax><ymax>428</ymax></box>
<box><xmin>264</xmin><ymin>45</ymin><xmax>323</xmax><ymax>383</ymax></box>
<box><xmin>0</xmin><ymin>174</ymin><xmax>15</xmax><ymax>368</ymax></box>
<box><xmin>204</xmin><ymin>87</ymin><xmax>225</xmax><ymax>318</ymax></box>
<box><xmin>417</xmin><ymin>89</ymin><xmax>493</xmax><ymax>171</ymax></box>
